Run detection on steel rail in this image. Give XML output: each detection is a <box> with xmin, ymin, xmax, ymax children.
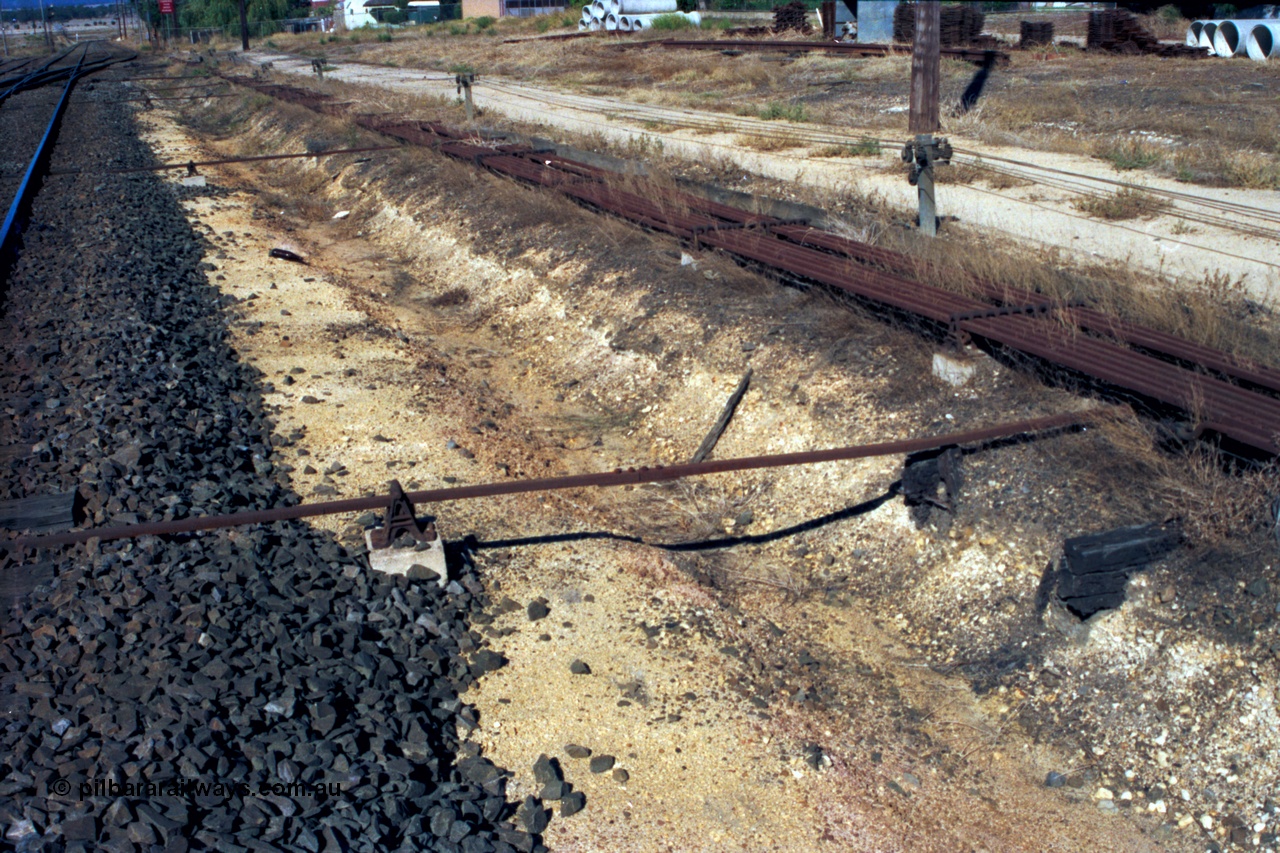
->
<box><xmin>4</xmin><ymin>411</ymin><xmax>1100</xmax><ymax>550</ymax></box>
<box><xmin>0</xmin><ymin>46</ymin><xmax>88</xmax><ymax>285</ymax></box>
<box><xmin>0</xmin><ymin>44</ymin><xmax>83</xmax><ymax>105</ymax></box>
<box><xmin>950</xmin><ymin>146</ymin><xmax>1280</xmax><ymax>228</ymax></box>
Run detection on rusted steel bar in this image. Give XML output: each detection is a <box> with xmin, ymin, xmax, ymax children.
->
<box><xmin>231</xmin><ymin>86</ymin><xmax>1280</xmax><ymax>457</ymax></box>
<box><xmin>767</xmin><ymin>224</ymin><xmax>1280</xmax><ymax>397</ymax></box>
<box><xmin>47</xmin><ymin>145</ymin><xmax>402</xmax><ymax>176</ymax></box>
<box><xmin>959</xmin><ymin>315</ymin><xmax>1280</xmax><ymax>452</ymax></box>
<box><xmin>5</xmin><ymin>411</ymin><xmax>1100</xmax><ymax>550</ymax></box>
<box><xmin>649</xmin><ymin>39</ymin><xmax>1008</xmax><ymax>64</ymax></box>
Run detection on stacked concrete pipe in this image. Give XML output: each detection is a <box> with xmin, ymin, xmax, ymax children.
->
<box><xmin>1248</xmin><ymin>21</ymin><xmax>1280</xmax><ymax>59</ymax></box>
<box><xmin>1189</xmin><ymin>18</ymin><xmax>1277</xmax><ymax>59</ymax></box>
<box><xmin>621</xmin><ymin>10</ymin><xmax>699</xmax><ymax>29</ymax></box>
<box><xmin>579</xmin><ymin>0</ymin><xmax>699</xmax><ymax>32</ymax></box>
<box><xmin>1192</xmin><ymin>20</ymin><xmax>1224</xmax><ymax>53</ymax></box>
<box><xmin>1212</xmin><ymin>20</ymin><xmax>1269</xmax><ymax>57</ymax></box>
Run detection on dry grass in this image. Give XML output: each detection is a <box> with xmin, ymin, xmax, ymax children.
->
<box><xmin>736</xmin><ymin>133</ymin><xmax>805</xmax><ymax>152</ymax></box>
<box><xmin>1071</xmin><ymin>187</ymin><xmax>1171</xmax><ymax>221</ymax></box>
<box><xmin>934</xmin><ymin>158</ymin><xmax>1032</xmax><ymax>189</ymax></box>
<box><xmin>1160</xmin><ymin>450</ymin><xmax>1279</xmax><ymax>547</ymax></box>
<box><xmin>812</xmin><ymin>138</ymin><xmax>882</xmax><ymax>159</ymax></box>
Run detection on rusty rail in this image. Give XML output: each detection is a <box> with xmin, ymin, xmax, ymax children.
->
<box><xmin>5</xmin><ymin>412</ymin><xmax>1098</xmax><ymax>550</ymax></box>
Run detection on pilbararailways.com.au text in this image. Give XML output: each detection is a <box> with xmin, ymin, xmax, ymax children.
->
<box><xmin>53</xmin><ymin>778</ymin><xmax>343</xmax><ymax>799</ymax></box>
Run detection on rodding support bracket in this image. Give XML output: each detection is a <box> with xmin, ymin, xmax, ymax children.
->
<box><xmin>368</xmin><ymin>480</ymin><xmax>438</xmax><ymax>550</ymax></box>
<box><xmin>901</xmin><ymin>134</ymin><xmax>952</xmax><ymax>237</ymax></box>
<box><xmin>455</xmin><ymin>72</ymin><xmax>476</xmax><ymax>122</ymax></box>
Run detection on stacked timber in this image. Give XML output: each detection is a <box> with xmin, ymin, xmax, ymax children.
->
<box><xmin>1056</xmin><ymin>522</ymin><xmax>1181</xmax><ymax>617</ymax></box>
<box><xmin>773</xmin><ymin>1</ymin><xmax>812</xmax><ymax>34</ymax></box>
<box><xmin>893</xmin><ymin>3</ymin><xmax>985</xmax><ymax>46</ymax></box>
<box><xmin>1086</xmin><ymin>9</ymin><xmax>1206</xmax><ymax>56</ymax></box>
<box><xmin>1019</xmin><ymin>20</ymin><xmax>1054</xmax><ymax>47</ymax></box>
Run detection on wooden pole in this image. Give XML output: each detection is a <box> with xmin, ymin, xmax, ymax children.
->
<box><xmin>909</xmin><ymin>0</ymin><xmax>939</xmax><ymax>135</ymax></box>
<box><xmin>239</xmin><ymin>0</ymin><xmax>249</xmax><ymax>50</ymax></box>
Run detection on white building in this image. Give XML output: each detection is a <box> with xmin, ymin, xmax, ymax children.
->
<box><xmin>339</xmin><ymin>0</ymin><xmax>378</xmax><ymax>29</ymax></box>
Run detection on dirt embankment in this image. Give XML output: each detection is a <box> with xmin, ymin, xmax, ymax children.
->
<box><xmin>139</xmin><ymin>83</ymin><xmax>1280</xmax><ymax>853</ymax></box>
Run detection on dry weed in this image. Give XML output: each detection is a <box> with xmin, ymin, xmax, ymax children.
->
<box><xmin>1072</xmin><ymin>187</ymin><xmax>1171</xmax><ymax>221</ymax></box>
<box><xmin>1160</xmin><ymin>450</ymin><xmax>1279</xmax><ymax>547</ymax></box>
<box><xmin>736</xmin><ymin>133</ymin><xmax>804</xmax><ymax>152</ymax></box>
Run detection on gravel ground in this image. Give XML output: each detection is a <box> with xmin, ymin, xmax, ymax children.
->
<box><xmin>0</xmin><ymin>76</ymin><xmax>534</xmax><ymax>852</ymax></box>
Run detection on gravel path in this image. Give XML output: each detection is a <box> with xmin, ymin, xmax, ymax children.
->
<box><xmin>0</xmin><ymin>75</ymin><xmax>535</xmax><ymax>852</ymax></box>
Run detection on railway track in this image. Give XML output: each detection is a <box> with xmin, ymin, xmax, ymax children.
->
<box><xmin>219</xmin><ymin>77</ymin><xmax>1280</xmax><ymax>459</ymax></box>
<box><xmin>0</xmin><ymin>42</ymin><xmax>135</xmax><ymax>284</ymax></box>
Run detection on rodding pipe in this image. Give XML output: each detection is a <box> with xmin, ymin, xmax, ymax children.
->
<box><xmin>1246</xmin><ymin>21</ymin><xmax>1280</xmax><ymax>60</ymax></box>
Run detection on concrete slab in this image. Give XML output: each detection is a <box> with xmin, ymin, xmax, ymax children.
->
<box><xmin>365</xmin><ymin>528</ymin><xmax>448</xmax><ymax>587</ymax></box>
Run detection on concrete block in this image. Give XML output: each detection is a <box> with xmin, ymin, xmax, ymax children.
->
<box><xmin>365</xmin><ymin>528</ymin><xmax>447</xmax><ymax>587</ymax></box>
<box><xmin>932</xmin><ymin>352</ymin><xmax>977</xmax><ymax>387</ymax></box>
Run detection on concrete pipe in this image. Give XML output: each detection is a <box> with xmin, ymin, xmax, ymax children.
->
<box><xmin>605</xmin><ymin>12</ymin><xmax>620</xmax><ymax>30</ymax></box>
<box><xmin>626</xmin><ymin>11</ymin><xmax>700</xmax><ymax>29</ymax></box>
<box><xmin>1198</xmin><ymin>20</ymin><xmax>1223</xmax><ymax>53</ymax></box>
<box><xmin>605</xmin><ymin>0</ymin><xmax>621</xmax><ymax>15</ymax></box>
<box><xmin>1185</xmin><ymin>21</ymin><xmax>1203</xmax><ymax>47</ymax></box>
<box><xmin>590</xmin><ymin>0</ymin><xmax>606</xmax><ymax>18</ymax></box>
<box><xmin>1213</xmin><ymin>20</ymin><xmax>1264</xmax><ymax>57</ymax></box>
<box><xmin>1247</xmin><ymin>22</ymin><xmax>1280</xmax><ymax>60</ymax></box>
<box><xmin>618</xmin><ymin>0</ymin><xmax>678</xmax><ymax>13</ymax></box>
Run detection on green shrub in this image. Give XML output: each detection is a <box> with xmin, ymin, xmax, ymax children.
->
<box><xmin>377</xmin><ymin>27</ymin><xmax>393</xmax><ymax>40</ymax></box>
<box><xmin>649</xmin><ymin>12</ymin><xmax>693</xmax><ymax>30</ymax></box>
<box><xmin>474</xmin><ymin>15</ymin><xmax>495</xmax><ymax>29</ymax></box>
<box><xmin>757</xmin><ymin>101</ymin><xmax>809</xmax><ymax>122</ymax></box>
<box><xmin>1096</xmin><ymin>137</ymin><xmax>1163</xmax><ymax>171</ymax></box>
